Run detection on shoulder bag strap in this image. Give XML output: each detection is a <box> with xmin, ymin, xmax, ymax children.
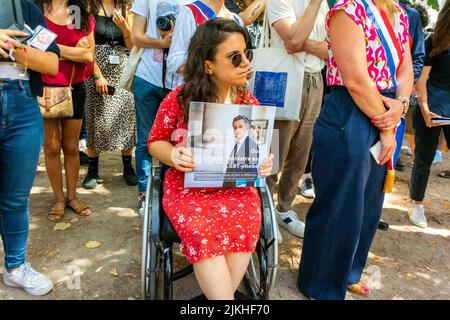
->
<box><xmin>12</xmin><ymin>0</ymin><xmax>25</xmax><ymax>28</ymax></box>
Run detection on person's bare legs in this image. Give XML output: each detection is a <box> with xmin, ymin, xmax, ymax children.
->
<box><xmin>43</xmin><ymin>119</ymin><xmax>66</xmax><ymax>217</ymax></box>
<box><xmin>121</xmin><ymin>148</ymin><xmax>133</xmax><ymax>156</ymax></box>
<box><xmin>61</xmin><ymin>119</ymin><xmax>91</xmax><ymax>215</ymax></box>
<box><xmin>86</xmin><ymin>148</ymin><xmax>99</xmax><ymax>158</ymax></box>
<box><xmin>193</xmin><ymin>255</ymin><xmax>234</xmax><ymax>300</ymax></box>
<box><xmin>225</xmin><ymin>252</ymin><xmax>252</xmax><ymax>292</ymax></box>
<box><xmin>437</xmin><ymin>131</ymin><xmax>446</xmax><ymax>152</ymax></box>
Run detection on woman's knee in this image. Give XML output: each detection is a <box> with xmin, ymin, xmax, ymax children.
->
<box><xmin>62</xmin><ymin>141</ymin><xmax>79</xmax><ymax>157</ymax></box>
<box><xmin>44</xmin><ymin>140</ymin><xmax>62</xmax><ymax>158</ymax></box>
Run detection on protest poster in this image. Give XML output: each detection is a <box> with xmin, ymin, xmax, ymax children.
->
<box><xmin>185</xmin><ymin>102</ymin><xmax>276</xmax><ymax>188</ymax></box>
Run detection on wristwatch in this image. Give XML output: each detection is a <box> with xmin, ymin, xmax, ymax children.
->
<box><xmin>397</xmin><ymin>95</ymin><xmax>410</xmax><ymax>118</ymax></box>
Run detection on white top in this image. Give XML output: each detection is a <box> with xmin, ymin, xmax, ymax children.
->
<box><xmin>131</xmin><ymin>0</ymin><xmax>190</xmax><ymax>89</ymax></box>
<box><xmin>167</xmin><ymin>5</ymin><xmax>244</xmax><ymax>78</ymax></box>
<box><xmin>0</xmin><ymin>63</ymin><xmax>30</xmax><ymax>80</ymax></box>
<box><xmin>266</xmin><ymin>0</ymin><xmax>328</xmax><ymax>73</ymax></box>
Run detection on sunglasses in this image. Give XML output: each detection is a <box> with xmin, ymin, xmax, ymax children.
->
<box><xmin>228</xmin><ymin>49</ymin><xmax>253</xmax><ymax>68</ymax></box>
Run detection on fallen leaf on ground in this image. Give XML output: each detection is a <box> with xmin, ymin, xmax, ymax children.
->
<box><xmin>85</xmin><ymin>241</ymin><xmax>102</xmax><ymax>249</ymax></box>
<box><xmin>406</xmin><ymin>273</ymin><xmax>416</xmax><ymax>280</ymax></box>
<box><xmin>110</xmin><ymin>268</ymin><xmax>118</xmax><ymax>277</ymax></box>
<box><xmin>372</xmin><ymin>256</ymin><xmax>384</xmax><ymax>265</ymax></box>
<box><xmin>47</xmin><ymin>249</ymin><xmax>60</xmax><ymax>257</ymax></box>
<box><xmin>124</xmin><ymin>273</ymin><xmax>136</xmax><ymax>278</ymax></box>
<box><xmin>70</xmin><ymin>218</ymin><xmax>79</xmax><ymax>224</ymax></box>
<box><xmin>54</xmin><ymin>223</ymin><xmax>71</xmax><ymax>231</ymax></box>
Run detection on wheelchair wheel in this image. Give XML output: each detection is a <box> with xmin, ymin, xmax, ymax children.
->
<box><xmin>244</xmin><ymin>186</ymin><xmax>278</xmax><ymax>300</ymax></box>
<box><xmin>245</xmin><ymin>238</ymin><xmax>275</xmax><ymax>300</ymax></box>
<box><xmin>141</xmin><ymin>174</ymin><xmax>164</xmax><ymax>300</ymax></box>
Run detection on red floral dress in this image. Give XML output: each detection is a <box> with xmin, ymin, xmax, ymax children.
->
<box><xmin>147</xmin><ymin>86</ymin><xmax>261</xmax><ymax>264</ymax></box>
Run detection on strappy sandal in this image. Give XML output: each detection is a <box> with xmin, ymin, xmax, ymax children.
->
<box><xmin>47</xmin><ymin>201</ymin><xmax>66</xmax><ymax>222</ymax></box>
<box><xmin>66</xmin><ymin>198</ymin><xmax>92</xmax><ymax>216</ymax></box>
<box><xmin>347</xmin><ymin>280</ymin><xmax>369</xmax><ymax>297</ymax></box>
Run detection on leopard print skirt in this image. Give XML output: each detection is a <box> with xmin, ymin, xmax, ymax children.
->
<box><xmin>85</xmin><ymin>44</ymin><xmax>136</xmax><ymax>153</ymax></box>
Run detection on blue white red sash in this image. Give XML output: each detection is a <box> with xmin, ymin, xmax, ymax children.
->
<box><xmin>361</xmin><ymin>0</ymin><xmax>403</xmax><ymax>90</ymax></box>
<box><xmin>186</xmin><ymin>1</ymin><xmax>216</xmax><ymax>26</ymax></box>
<box><xmin>362</xmin><ymin>0</ymin><xmax>406</xmax><ymax>191</ymax></box>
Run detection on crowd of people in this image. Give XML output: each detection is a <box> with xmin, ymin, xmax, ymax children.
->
<box><xmin>0</xmin><ymin>0</ymin><xmax>448</xmax><ymax>299</ymax></box>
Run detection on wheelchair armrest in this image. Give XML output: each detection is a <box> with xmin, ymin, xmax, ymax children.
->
<box><xmin>258</xmin><ymin>185</ymin><xmax>275</xmax><ymax>243</ymax></box>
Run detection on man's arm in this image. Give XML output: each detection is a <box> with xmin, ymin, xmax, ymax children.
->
<box><xmin>131</xmin><ymin>14</ymin><xmax>171</xmax><ymax>49</ymax></box>
<box><xmin>270</xmin><ymin>0</ymin><xmax>324</xmax><ymax>53</ymax></box>
<box><xmin>302</xmin><ymin>39</ymin><xmax>328</xmax><ymax>59</ymax></box>
<box><xmin>238</xmin><ymin>0</ymin><xmax>266</xmax><ymax>26</ymax></box>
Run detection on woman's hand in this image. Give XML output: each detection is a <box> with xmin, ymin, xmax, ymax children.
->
<box><xmin>420</xmin><ymin>106</ymin><xmax>442</xmax><ymax>128</ymax></box>
<box><xmin>112</xmin><ymin>8</ymin><xmax>131</xmax><ymax>34</ymax></box>
<box><xmin>371</xmin><ymin>96</ymin><xmax>404</xmax><ymax>130</ymax></box>
<box><xmin>171</xmin><ymin>146</ymin><xmax>195</xmax><ymax>172</ymax></box>
<box><xmin>379</xmin><ymin>131</ymin><xmax>397</xmax><ymax>165</ymax></box>
<box><xmin>76</xmin><ymin>37</ymin><xmax>91</xmax><ymax>49</ymax></box>
<box><xmin>0</xmin><ymin>29</ymin><xmax>26</xmax><ymax>58</ymax></box>
<box><xmin>259</xmin><ymin>153</ymin><xmax>274</xmax><ymax>177</ymax></box>
<box><xmin>95</xmin><ymin>76</ymin><xmax>109</xmax><ymax>95</ymax></box>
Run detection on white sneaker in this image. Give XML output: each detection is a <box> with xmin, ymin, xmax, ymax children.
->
<box><xmin>276</xmin><ymin>209</ymin><xmax>305</xmax><ymax>238</ymax></box>
<box><xmin>138</xmin><ymin>192</ymin><xmax>146</xmax><ymax>217</ymax></box>
<box><xmin>3</xmin><ymin>263</ymin><xmax>54</xmax><ymax>296</ymax></box>
<box><xmin>300</xmin><ymin>177</ymin><xmax>315</xmax><ymax>199</ymax></box>
<box><xmin>408</xmin><ymin>205</ymin><xmax>427</xmax><ymax>228</ymax></box>
<box><xmin>401</xmin><ymin>145</ymin><xmax>413</xmax><ymax>156</ymax></box>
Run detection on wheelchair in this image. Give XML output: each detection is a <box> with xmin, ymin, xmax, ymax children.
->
<box><xmin>141</xmin><ymin>164</ymin><xmax>278</xmax><ymax>300</ymax></box>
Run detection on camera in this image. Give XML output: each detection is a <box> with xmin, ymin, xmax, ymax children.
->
<box><xmin>156</xmin><ymin>14</ymin><xmax>175</xmax><ymax>32</ymax></box>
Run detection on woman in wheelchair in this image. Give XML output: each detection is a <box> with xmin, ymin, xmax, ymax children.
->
<box><xmin>147</xmin><ymin>18</ymin><xmax>273</xmax><ymax>300</ymax></box>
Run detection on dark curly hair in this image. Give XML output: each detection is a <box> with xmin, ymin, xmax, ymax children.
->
<box><xmin>177</xmin><ymin>18</ymin><xmax>249</xmax><ymax>122</ymax></box>
<box><xmin>35</xmin><ymin>0</ymin><xmax>92</xmax><ymax>32</ymax></box>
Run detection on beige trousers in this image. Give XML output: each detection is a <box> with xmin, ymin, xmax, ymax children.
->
<box><xmin>267</xmin><ymin>72</ymin><xmax>324</xmax><ymax>212</ymax></box>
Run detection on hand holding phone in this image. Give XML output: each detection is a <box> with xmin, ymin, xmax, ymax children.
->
<box><xmin>8</xmin><ymin>23</ymin><xmax>33</xmax><ymax>43</ymax></box>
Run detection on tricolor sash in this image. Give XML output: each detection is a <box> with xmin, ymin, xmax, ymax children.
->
<box><xmin>361</xmin><ymin>0</ymin><xmax>406</xmax><ymax>193</ymax></box>
<box><xmin>186</xmin><ymin>1</ymin><xmax>216</xmax><ymax>26</ymax></box>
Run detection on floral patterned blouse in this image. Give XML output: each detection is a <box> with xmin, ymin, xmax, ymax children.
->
<box><xmin>326</xmin><ymin>0</ymin><xmax>409</xmax><ymax>91</ymax></box>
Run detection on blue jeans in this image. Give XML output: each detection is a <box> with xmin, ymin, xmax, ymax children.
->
<box><xmin>132</xmin><ymin>76</ymin><xmax>166</xmax><ymax>193</ymax></box>
<box><xmin>0</xmin><ymin>80</ymin><xmax>43</xmax><ymax>269</ymax></box>
<box><xmin>298</xmin><ymin>86</ymin><xmax>390</xmax><ymax>300</ymax></box>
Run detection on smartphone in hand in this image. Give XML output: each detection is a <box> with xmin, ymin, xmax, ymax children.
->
<box><xmin>8</xmin><ymin>23</ymin><xmax>33</xmax><ymax>43</ymax></box>
<box><xmin>107</xmin><ymin>85</ymin><xmax>116</xmax><ymax>95</ymax></box>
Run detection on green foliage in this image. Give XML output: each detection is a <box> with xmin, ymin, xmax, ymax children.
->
<box><xmin>427</xmin><ymin>0</ymin><xmax>440</xmax><ymax>11</ymax></box>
